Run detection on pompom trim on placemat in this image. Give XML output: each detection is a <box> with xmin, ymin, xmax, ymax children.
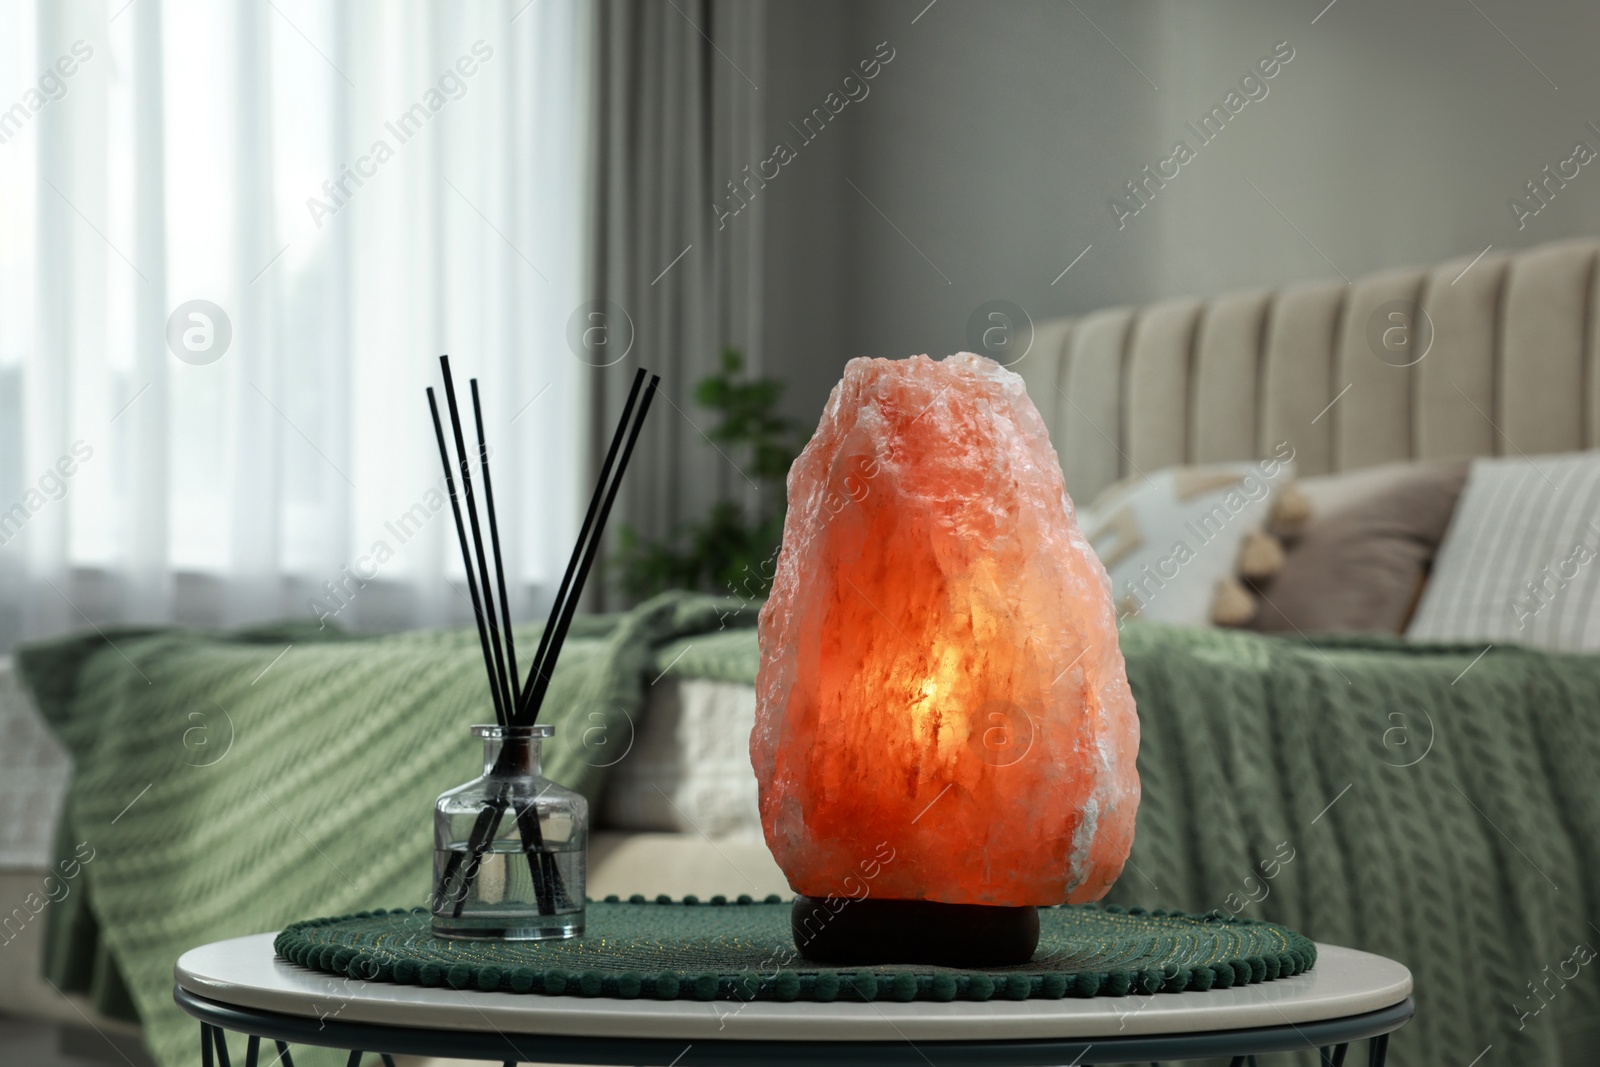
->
<box><xmin>273</xmin><ymin>898</ymin><xmax>1317</xmax><ymax>1003</ymax></box>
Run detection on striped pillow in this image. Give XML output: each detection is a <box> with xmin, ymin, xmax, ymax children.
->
<box><xmin>1406</xmin><ymin>452</ymin><xmax>1600</xmax><ymax>651</ymax></box>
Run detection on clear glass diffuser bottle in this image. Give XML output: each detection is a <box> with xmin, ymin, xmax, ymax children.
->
<box><xmin>432</xmin><ymin>724</ymin><xmax>586</xmax><ymax>940</ymax></box>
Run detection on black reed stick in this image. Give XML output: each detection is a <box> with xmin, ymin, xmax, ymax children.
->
<box><xmin>436</xmin><ymin>366</ymin><xmax>551</xmax><ymax>913</ymax></box>
<box><xmin>437</xmin><ymin>370</ymin><xmax>659</xmax><ymax>913</ymax></box>
<box><xmin>430</xmin><ymin>374</ymin><xmax>533</xmax><ymax>915</ymax></box>
<box><xmin>440</xmin><ymin>356</ymin><xmax>516</xmax><ymax>719</ymax></box>
<box><xmin>511</xmin><ymin>794</ymin><xmax>559</xmax><ymax>914</ymax></box>
<box><xmin>427</xmin><ymin>387</ymin><xmax>508</xmax><ymax>728</ymax></box>
<box><xmin>471</xmin><ymin>379</ymin><xmax>521</xmax><ymax>706</ymax></box>
<box><xmin>464</xmin><ymin>378</ymin><xmax>552</xmax><ymax>910</ymax></box>
<box><xmin>520</xmin><ymin>374</ymin><xmax>659</xmax><ymax>721</ymax></box>
<box><xmin>443</xmin><ymin>781</ymin><xmax>555</xmax><ymax>918</ymax></box>
<box><xmin>447</xmin><ymin>788</ymin><xmax>510</xmax><ymax>918</ymax></box>
<box><xmin>515</xmin><ymin>367</ymin><xmax>646</xmax><ymax>720</ymax></box>
<box><xmin>431</xmin><ymin>366</ymin><xmax>528</xmax><ymax>907</ymax></box>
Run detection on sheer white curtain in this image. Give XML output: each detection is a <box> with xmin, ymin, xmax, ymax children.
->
<box><xmin>0</xmin><ymin>0</ymin><xmax>589</xmax><ymax>650</ymax></box>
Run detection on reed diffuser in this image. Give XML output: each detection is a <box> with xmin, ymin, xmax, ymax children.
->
<box><xmin>427</xmin><ymin>356</ymin><xmax>658</xmax><ymax>940</ymax></box>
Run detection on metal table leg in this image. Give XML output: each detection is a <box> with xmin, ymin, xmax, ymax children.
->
<box><xmin>194</xmin><ymin>1011</ymin><xmax>1403</xmax><ymax>1066</ymax></box>
<box><xmin>196</xmin><ymin>1025</ymin><xmax>403</xmax><ymax>1067</ymax></box>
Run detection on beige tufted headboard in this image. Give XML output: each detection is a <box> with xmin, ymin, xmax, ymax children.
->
<box><xmin>1018</xmin><ymin>235</ymin><xmax>1600</xmax><ymax>505</ymax></box>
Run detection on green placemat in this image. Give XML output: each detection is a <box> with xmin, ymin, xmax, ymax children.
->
<box><xmin>275</xmin><ymin>897</ymin><xmax>1317</xmax><ymax>1002</ymax></box>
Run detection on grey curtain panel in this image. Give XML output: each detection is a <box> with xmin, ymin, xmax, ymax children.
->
<box><xmin>585</xmin><ymin>0</ymin><xmax>766</xmax><ymax>607</ymax></box>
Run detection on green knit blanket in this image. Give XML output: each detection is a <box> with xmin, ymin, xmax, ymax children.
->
<box><xmin>18</xmin><ymin>591</ymin><xmax>755</xmax><ymax>1067</ymax></box>
<box><xmin>20</xmin><ymin>606</ymin><xmax>1600</xmax><ymax>1067</ymax></box>
<box><xmin>1101</xmin><ymin>625</ymin><xmax>1600</xmax><ymax>1067</ymax></box>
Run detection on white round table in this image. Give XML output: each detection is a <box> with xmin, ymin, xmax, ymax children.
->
<box><xmin>174</xmin><ymin>932</ymin><xmax>1413</xmax><ymax>1066</ymax></box>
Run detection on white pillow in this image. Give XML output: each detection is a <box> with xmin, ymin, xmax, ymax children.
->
<box><xmin>600</xmin><ymin>676</ymin><xmax>763</xmax><ymax>839</ymax></box>
<box><xmin>1077</xmin><ymin>455</ymin><xmax>1295</xmax><ymax>625</ymax></box>
<box><xmin>1406</xmin><ymin>451</ymin><xmax>1600</xmax><ymax>651</ymax></box>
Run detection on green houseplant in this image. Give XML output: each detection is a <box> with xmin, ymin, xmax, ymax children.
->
<box><xmin>613</xmin><ymin>348</ymin><xmax>807</xmax><ymax>600</ymax></box>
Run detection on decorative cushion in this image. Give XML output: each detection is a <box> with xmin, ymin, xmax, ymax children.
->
<box><xmin>1247</xmin><ymin>460</ymin><xmax>1469</xmax><ymax>634</ymax></box>
<box><xmin>1406</xmin><ymin>452</ymin><xmax>1600</xmax><ymax>650</ymax></box>
<box><xmin>1077</xmin><ymin>457</ymin><xmax>1294</xmax><ymax>625</ymax></box>
<box><xmin>600</xmin><ymin>677</ymin><xmax>763</xmax><ymax>839</ymax></box>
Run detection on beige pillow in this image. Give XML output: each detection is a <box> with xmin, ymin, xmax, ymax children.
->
<box><xmin>1246</xmin><ymin>460</ymin><xmax>1469</xmax><ymax>634</ymax></box>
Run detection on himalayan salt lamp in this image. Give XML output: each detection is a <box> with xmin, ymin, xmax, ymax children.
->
<box><xmin>751</xmin><ymin>353</ymin><xmax>1140</xmax><ymax>965</ymax></box>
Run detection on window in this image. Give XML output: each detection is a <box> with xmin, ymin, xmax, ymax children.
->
<box><xmin>0</xmin><ymin>0</ymin><xmax>589</xmax><ymax>647</ymax></box>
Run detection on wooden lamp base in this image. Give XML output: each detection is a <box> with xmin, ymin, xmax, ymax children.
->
<box><xmin>791</xmin><ymin>895</ymin><xmax>1040</xmax><ymax>967</ymax></box>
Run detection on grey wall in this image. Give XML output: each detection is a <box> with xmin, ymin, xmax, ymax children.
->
<box><xmin>758</xmin><ymin>0</ymin><xmax>1600</xmax><ymax>426</ymax></box>
<box><xmin>756</xmin><ymin>0</ymin><xmax>854</xmax><ymax>424</ymax></box>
